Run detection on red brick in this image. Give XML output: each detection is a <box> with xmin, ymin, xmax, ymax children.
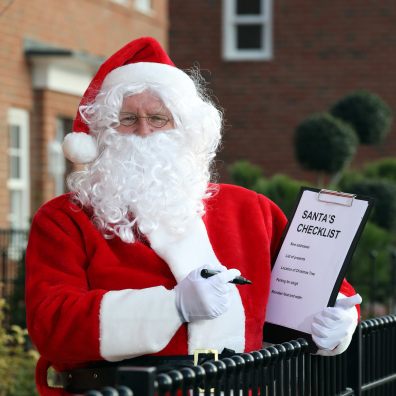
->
<box><xmin>169</xmin><ymin>1</ymin><xmax>396</xmax><ymax>183</ymax></box>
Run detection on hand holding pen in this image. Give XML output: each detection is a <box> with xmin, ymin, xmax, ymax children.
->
<box><xmin>174</xmin><ymin>266</ymin><xmax>251</xmax><ymax>322</ymax></box>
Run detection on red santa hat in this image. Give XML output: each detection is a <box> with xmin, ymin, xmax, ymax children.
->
<box><xmin>62</xmin><ymin>37</ymin><xmax>197</xmax><ymax>164</ymax></box>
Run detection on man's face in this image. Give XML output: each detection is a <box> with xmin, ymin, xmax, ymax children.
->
<box><xmin>71</xmin><ymin>88</ymin><xmax>219</xmax><ymax>241</ymax></box>
<box><xmin>116</xmin><ymin>91</ymin><xmax>175</xmax><ymax>136</ymax></box>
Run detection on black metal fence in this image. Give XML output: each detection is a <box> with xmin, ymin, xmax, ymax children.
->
<box><xmin>0</xmin><ymin>229</ymin><xmax>27</xmax><ymax>299</ymax></box>
<box><xmin>83</xmin><ymin>315</ymin><xmax>396</xmax><ymax>396</ymax></box>
<box><xmin>0</xmin><ymin>229</ymin><xmax>28</xmax><ymax>326</ymax></box>
<box><xmin>0</xmin><ymin>229</ymin><xmax>395</xmax><ymax>394</ymax></box>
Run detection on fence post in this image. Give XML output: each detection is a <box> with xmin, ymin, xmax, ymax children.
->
<box><xmin>346</xmin><ymin>323</ymin><xmax>362</xmax><ymax>396</ymax></box>
<box><xmin>1</xmin><ymin>250</ymin><xmax>7</xmax><ymax>297</ymax></box>
<box><xmin>116</xmin><ymin>366</ymin><xmax>156</xmax><ymax>396</ymax></box>
<box><xmin>369</xmin><ymin>250</ymin><xmax>378</xmax><ymax>317</ymax></box>
<box><xmin>391</xmin><ymin>248</ymin><xmax>396</xmax><ymax>313</ymax></box>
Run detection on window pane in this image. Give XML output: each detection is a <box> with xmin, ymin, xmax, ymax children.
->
<box><xmin>10</xmin><ymin>190</ymin><xmax>22</xmax><ymax>228</ymax></box>
<box><xmin>236</xmin><ymin>0</ymin><xmax>261</xmax><ymax>15</ymax></box>
<box><xmin>55</xmin><ymin>117</ymin><xmax>73</xmax><ymax>194</ymax></box>
<box><xmin>9</xmin><ymin>125</ymin><xmax>20</xmax><ymax>149</ymax></box>
<box><xmin>9</xmin><ymin>155</ymin><xmax>21</xmax><ymax>179</ymax></box>
<box><xmin>135</xmin><ymin>0</ymin><xmax>152</xmax><ymax>12</ymax></box>
<box><xmin>56</xmin><ymin>118</ymin><xmax>73</xmax><ymax>142</ymax></box>
<box><xmin>237</xmin><ymin>25</ymin><xmax>263</xmax><ymax>49</ymax></box>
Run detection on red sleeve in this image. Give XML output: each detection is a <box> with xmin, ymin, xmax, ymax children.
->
<box><xmin>25</xmin><ymin>202</ymin><xmax>106</xmax><ymax>367</ymax></box>
<box><xmin>257</xmin><ymin>194</ymin><xmax>288</xmax><ymax>263</ymax></box>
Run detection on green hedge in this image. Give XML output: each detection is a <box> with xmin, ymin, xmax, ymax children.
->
<box><xmin>348</xmin><ymin>222</ymin><xmax>395</xmax><ymax>305</ymax></box>
<box><xmin>254</xmin><ymin>174</ymin><xmax>310</xmax><ymax>218</ymax></box>
<box><xmin>340</xmin><ymin>178</ymin><xmax>396</xmax><ymax>232</ymax></box>
<box><xmin>363</xmin><ymin>157</ymin><xmax>396</xmax><ymax>183</ymax></box>
<box><xmin>229</xmin><ymin>160</ymin><xmax>263</xmax><ymax>189</ymax></box>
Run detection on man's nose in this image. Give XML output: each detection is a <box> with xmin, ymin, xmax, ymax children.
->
<box><xmin>134</xmin><ymin>118</ymin><xmax>153</xmax><ymax>136</ymax></box>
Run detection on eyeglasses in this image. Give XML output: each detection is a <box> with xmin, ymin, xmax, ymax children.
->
<box><xmin>119</xmin><ymin>112</ymin><xmax>172</xmax><ymax>128</ymax></box>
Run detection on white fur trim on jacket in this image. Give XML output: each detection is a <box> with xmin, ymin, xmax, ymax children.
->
<box><xmin>99</xmin><ymin>286</ymin><xmax>182</xmax><ymax>361</ymax></box>
<box><xmin>62</xmin><ymin>132</ymin><xmax>98</xmax><ymax>164</ymax></box>
<box><xmin>147</xmin><ymin>217</ymin><xmax>246</xmax><ymax>354</ymax></box>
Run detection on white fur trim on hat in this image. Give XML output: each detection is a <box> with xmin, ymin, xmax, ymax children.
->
<box><xmin>62</xmin><ymin>132</ymin><xmax>98</xmax><ymax>164</ymax></box>
<box><xmin>102</xmin><ymin>62</ymin><xmax>197</xmax><ymax>98</ymax></box>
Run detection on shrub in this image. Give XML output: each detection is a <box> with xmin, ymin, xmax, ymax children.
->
<box><xmin>255</xmin><ymin>174</ymin><xmax>310</xmax><ymax>217</ymax></box>
<box><xmin>229</xmin><ymin>160</ymin><xmax>263</xmax><ymax>189</ymax></box>
<box><xmin>363</xmin><ymin>157</ymin><xmax>396</xmax><ymax>183</ymax></box>
<box><xmin>0</xmin><ymin>299</ymin><xmax>38</xmax><ymax>396</ymax></box>
<box><xmin>348</xmin><ymin>222</ymin><xmax>395</xmax><ymax>307</ymax></box>
<box><xmin>341</xmin><ymin>178</ymin><xmax>396</xmax><ymax>231</ymax></box>
<box><xmin>330</xmin><ymin>90</ymin><xmax>392</xmax><ymax>145</ymax></box>
<box><xmin>294</xmin><ymin>113</ymin><xmax>358</xmax><ymax>174</ymax></box>
<box><xmin>337</xmin><ymin>170</ymin><xmax>364</xmax><ymax>190</ymax></box>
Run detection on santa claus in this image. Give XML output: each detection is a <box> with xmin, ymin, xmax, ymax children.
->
<box><xmin>26</xmin><ymin>37</ymin><xmax>361</xmax><ymax>395</ymax></box>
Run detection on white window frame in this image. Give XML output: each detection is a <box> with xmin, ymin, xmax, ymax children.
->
<box><xmin>111</xmin><ymin>0</ymin><xmax>129</xmax><ymax>5</ymax></box>
<box><xmin>7</xmin><ymin>108</ymin><xmax>30</xmax><ymax>230</ymax></box>
<box><xmin>48</xmin><ymin>118</ymin><xmax>71</xmax><ymax>196</ymax></box>
<box><xmin>134</xmin><ymin>0</ymin><xmax>153</xmax><ymax>14</ymax></box>
<box><xmin>222</xmin><ymin>0</ymin><xmax>273</xmax><ymax>61</ymax></box>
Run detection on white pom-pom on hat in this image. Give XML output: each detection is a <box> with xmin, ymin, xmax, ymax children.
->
<box><xmin>62</xmin><ymin>132</ymin><xmax>98</xmax><ymax>164</ymax></box>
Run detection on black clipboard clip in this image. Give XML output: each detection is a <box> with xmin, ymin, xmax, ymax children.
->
<box><xmin>317</xmin><ymin>189</ymin><xmax>356</xmax><ymax>207</ymax></box>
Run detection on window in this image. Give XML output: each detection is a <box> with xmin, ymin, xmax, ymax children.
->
<box><xmin>7</xmin><ymin>108</ymin><xmax>30</xmax><ymax>230</ymax></box>
<box><xmin>223</xmin><ymin>0</ymin><xmax>273</xmax><ymax>61</ymax></box>
<box><xmin>111</xmin><ymin>0</ymin><xmax>129</xmax><ymax>5</ymax></box>
<box><xmin>134</xmin><ymin>0</ymin><xmax>152</xmax><ymax>13</ymax></box>
<box><xmin>48</xmin><ymin>118</ymin><xmax>73</xmax><ymax>196</ymax></box>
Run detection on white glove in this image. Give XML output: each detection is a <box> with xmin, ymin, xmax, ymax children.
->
<box><xmin>312</xmin><ymin>293</ymin><xmax>362</xmax><ymax>356</ymax></box>
<box><xmin>174</xmin><ymin>266</ymin><xmax>241</xmax><ymax>322</ymax></box>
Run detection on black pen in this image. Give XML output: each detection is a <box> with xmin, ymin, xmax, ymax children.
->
<box><xmin>200</xmin><ymin>269</ymin><xmax>252</xmax><ymax>285</ymax></box>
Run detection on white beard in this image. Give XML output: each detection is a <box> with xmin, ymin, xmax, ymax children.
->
<box><xmin>75</xmin><ymin>128</ymin><xmax>213</xmax><ymax>243</ymax></box>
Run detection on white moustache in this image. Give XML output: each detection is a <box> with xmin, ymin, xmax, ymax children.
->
<box><xmin>105</xmin><ymin>128</ymin><xmax>185</xmax><ymax>149</ymax></box>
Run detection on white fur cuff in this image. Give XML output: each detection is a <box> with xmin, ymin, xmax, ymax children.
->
<box><xmin>99</xmin><ymin>287</ymin><xmax>182</xmax><ymax>361</ymax></box>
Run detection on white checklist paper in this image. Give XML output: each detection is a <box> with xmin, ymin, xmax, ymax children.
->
<box><xmin>266</xmin><ymin>189</ymin><xmax>370</xmax><ymax>334</ymax></box>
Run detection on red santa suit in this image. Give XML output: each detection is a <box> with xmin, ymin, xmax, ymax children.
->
<box><xmin>25</xmin><ymin>183</ymin><xmax>357</xmax><ymax>395</ymax></box>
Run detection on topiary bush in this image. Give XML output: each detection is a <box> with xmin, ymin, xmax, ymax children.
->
<box><xmin>341</xmin><ymin>178</ymin><xmax>396</xmax><ymax>232</ymax></box>
<box><xmin>229</xmin><ymin>160</ymin><xmax>264</xmax><ymax>189</ymax></box>
<box><xmin>330</xmin><ymin>90</ymin><xmax>392</xmax><ymax>145</ymax></box>
<box><xmin>294</xmin><ymin>113</ymin><xmax>358</xmax><ymax>174</ymax></box>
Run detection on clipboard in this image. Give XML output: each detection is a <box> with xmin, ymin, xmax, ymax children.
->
<box><xmin>263</xmin><ymin>187</ymin><xmax>373</xmax><ymax>352</ymax></box>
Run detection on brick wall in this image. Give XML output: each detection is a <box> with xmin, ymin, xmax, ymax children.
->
<box><xmin>0</xmin><ymin>0</ymin><xmax>169</xmax><ymax>227</ymax></box>
<box><xmin>169</xmin><ymin>1</ymin><xmax>396</xmax><ymax>183</ymax></box>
